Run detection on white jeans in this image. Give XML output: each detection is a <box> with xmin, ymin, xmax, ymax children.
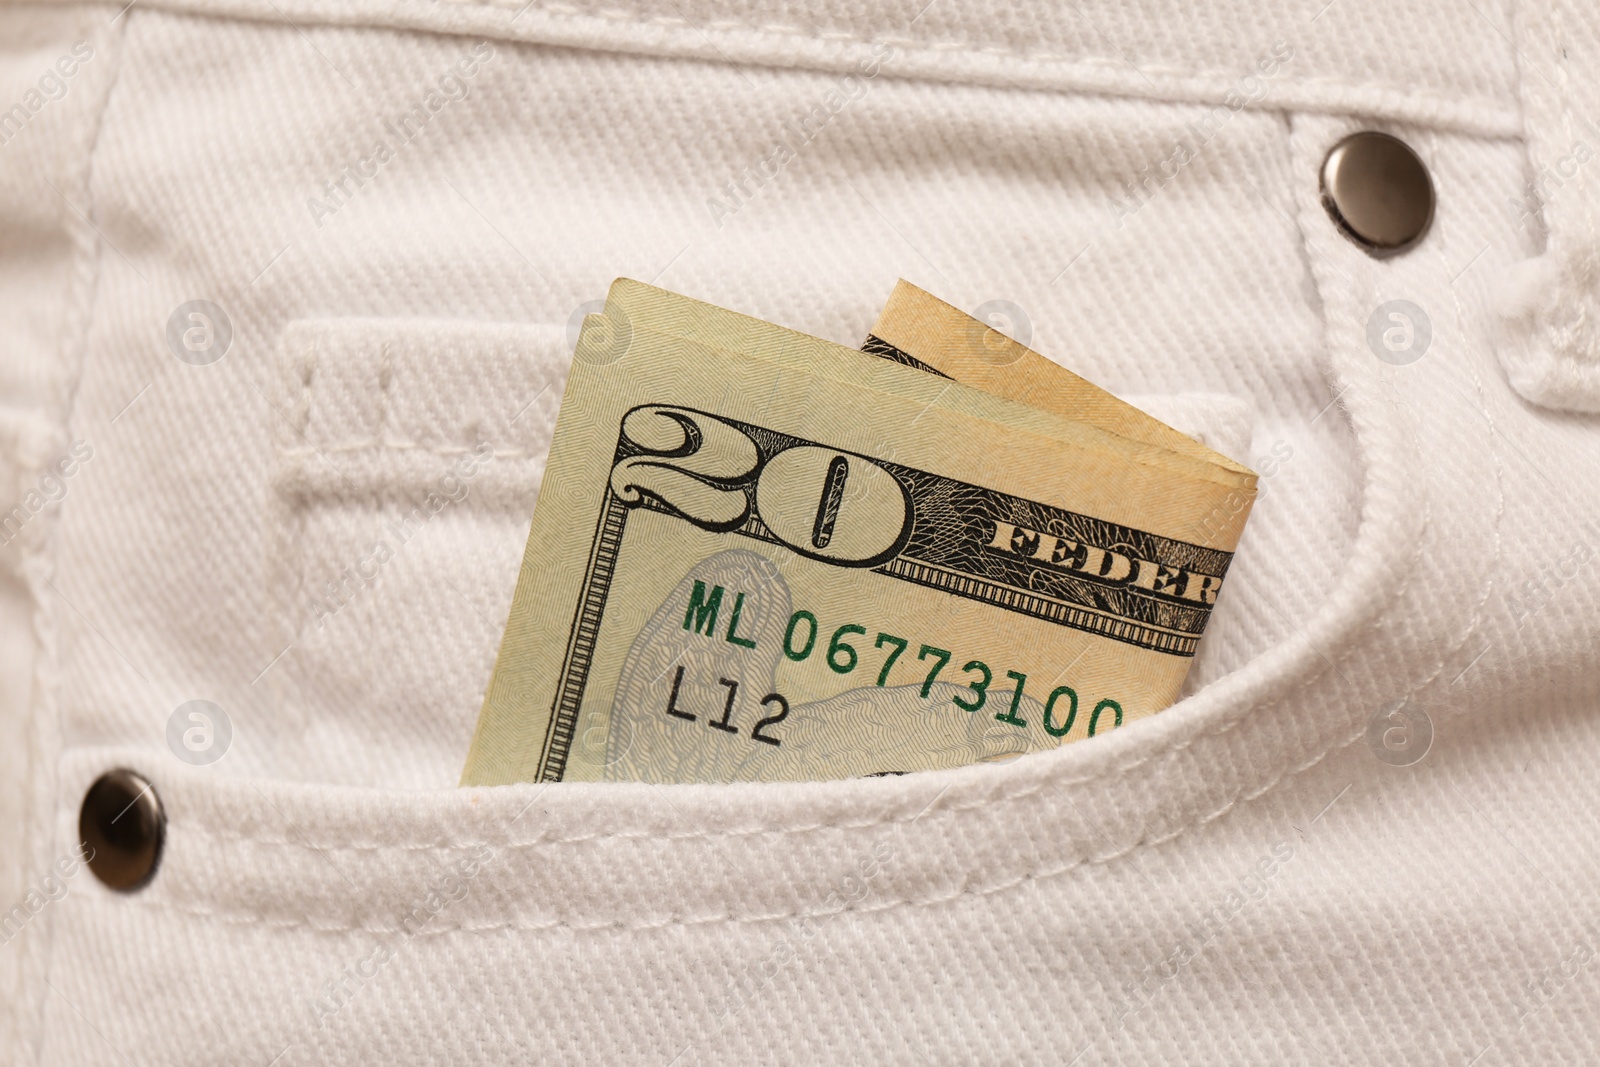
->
<box><xmin>3</xmin><ymin>0</ymin><xmax>1600</xmax><ymax>1061</ymax></box>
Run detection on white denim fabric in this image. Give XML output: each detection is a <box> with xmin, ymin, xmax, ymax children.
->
<box><xmin>1</xmin><ymin>0</ymin><xmax>1598</xmax><ymax>1062</ymax></box>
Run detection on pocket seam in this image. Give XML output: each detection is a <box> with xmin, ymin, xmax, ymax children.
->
<box><xmin>107</xmin><ymin>807</ymin><xmax>1211</xmax><ymax>935</ymax></box>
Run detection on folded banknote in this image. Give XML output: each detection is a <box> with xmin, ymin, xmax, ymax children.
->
<box><xmin>459</xmin><ymin>280</ymin><xmax>1256</xmax><ymax>785</ymax></box>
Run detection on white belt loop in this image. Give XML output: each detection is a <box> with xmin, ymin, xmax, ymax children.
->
<box><xmin>1498</xmin><ymin>0</ymin><xmax>1600</xmax><ymax>412</ymax></box>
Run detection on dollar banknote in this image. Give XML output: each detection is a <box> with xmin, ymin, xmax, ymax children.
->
<box><xmin>863</xmin><ymin>279</ymin><xmax>1258</xmax><ymax>478</ymax></box>
<box><xmin>460</xmin><ymin>281</ymin><xmax>1257</xmax><ymax>785</ymax></box>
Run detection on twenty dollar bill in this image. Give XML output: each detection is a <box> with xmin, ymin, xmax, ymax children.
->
<box><xmin>461</xmin><ymin>282</ymin><xmax>1256</xmax><ymax>784</ymax></box>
